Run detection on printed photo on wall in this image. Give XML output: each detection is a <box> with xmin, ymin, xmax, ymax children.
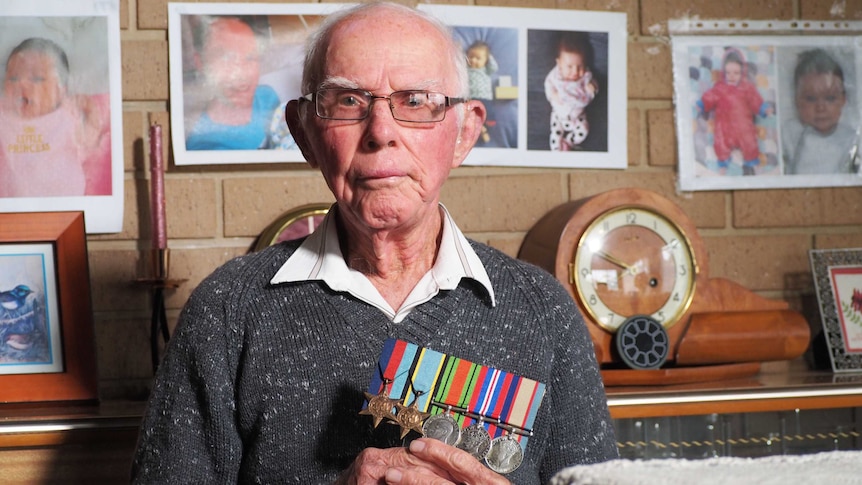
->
<box><xmin>169</xmin><ymin>3</ymin><xmax>346</xmax><ymax>166</ymax></box>
<box><xmin>419</xmin><ymin>4</ymin><xmax>627</xmax><ymax>169</ymax></box>
<box><xmin>672</xmin><ymin>31</ymin><xmax>862</xmax><ymax>191</ymax></box>
<box><xmin>0</xmin><ymin>0</ymin><xmax>123</xmax><ymax>233</ymax></box>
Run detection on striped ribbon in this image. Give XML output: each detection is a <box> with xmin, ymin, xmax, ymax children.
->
<box><xmin>366</xmin><ymin>338</ymin><xmax>546</xmax><ymax>446</ymax></box>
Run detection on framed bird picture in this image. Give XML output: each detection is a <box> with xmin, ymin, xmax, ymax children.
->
<box><xmin>0</xmin><ymin>211</ymin><xmax>97</xmax><ymax>404</ymax></box>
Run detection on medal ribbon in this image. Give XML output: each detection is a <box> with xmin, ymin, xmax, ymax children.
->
<box><xmin>368</xmin><ymin>338</ymin><xmax>546</xmax><ymax>447</ymax></box>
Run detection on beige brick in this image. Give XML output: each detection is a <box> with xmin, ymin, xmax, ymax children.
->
<box><xmin>89</xmin><ymin>249</ymin><xmax>149</xmax><ymax>313</ymax></box>
<box><xmin>476</xmin><ymin>0</ymin><xmax>556</xmax><ymax>8</ymax></box>
<box><xmin>814</xmin><ymin>234</ymin><xmax>862</xmax><ymax>250</ymax></box>
<box><xmin>442</xmin><ymin>172</ymin><xmax>567</xmax><ymax>232</ymax></box>
<box><xmin>89</xmin><ymin>179</ymin><xmax>143</xmax><ymax>242</ymax></box>
<box><xmin>137</xmin><ymin>0</ymin><xmax>169</xmax><ymax>30</ymax></box>
<box><xmin>705</xmin><ymin>234</ymin><xmax>811</xmax><ymax>291</ymax></box>
<box><xmin>628</xmin><ymin>107</ymin><xmax>642</xmax><ymax>166</ymax></box>
<box><xmin>166</xmin><ymin>246</ymin><xmax>249</xmax><ymax>307</ymax></box>
<box><xmin>122</xmin><ymin>111</ymin><xmax>144</xmax><ymax>173</ymax></box>
<box><xmin>94</xmin><ymin>317</ymin><xmax>152</xmax><ymax>380</ymax></box>
<box><xmin>119</xmin><ymin>0</ymin><xmax>129</xmax><ymax>30</ymax></box>
<box><xmin>733</xmin><ymin>187</ymin><xmax>862</xmax><ymax>228</ymax></box>
<box><xmin>640</xmin><ymin>0</ymin><xmax>794</xmax><ymax>37</ymax></box>
<box><xmin>800</xmin><ymin>0</ymin><xmax>862</xmax><ymax>19</ymax></box>
<box><xmin>483</xmin><ymin>235</ymin><xmax>525</xmax><ymax>258</ymax></box>
<box><xmin>628</xmin><ymin>41</ymin><xmax>672</xmax><ymax>99</ymax></box>
<box><xmin>557</xmin><ymin>0</ymin><xmax>639</xmax><ymax>35</ymax></box>
<box><xmin>567</xmin><ymin>170</ymin><xmax>726</xmax><ymax>228</ymax></box>
<box><xmin>168</xmin><ymin>178</ymin><xmax>218</xmax><ymax>239</ymax></box>
<box><xmin>122</xmin><ymin>40</ymin><xmax>169</xmax><ymax>100</ymax></box>
<box><xmin>647</xmin><ymin>108</ymin><xmax>676</xmax><ymax>167</ymax></box>
<box><xmin>223</xmin><ymin>175</ymin><xmax>334</xmax><ymax>237</ymax></box>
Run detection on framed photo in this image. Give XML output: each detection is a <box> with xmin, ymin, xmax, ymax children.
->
<box><xmin>0</xmin><ymin>0</ymin><xmax>124</xmax><ymax>233</ymax></box>
<box><xmin>810</xmin><ymin>248</ymin><xmax>862</xmax><ymax>373</ymax></box>
<box><xmin>672</xmin><ymin>30</ymin><xmax>862</xmax><ymax>191</ymax></box>
<box><xmin>168</xmin><ymin>3</ymin><xmax>347</xmax><ymax>166</ymax></box>
<box><xmin>0</xmin><ymin>211</ymin><xmax>98</xmax><ymax>404</ymax></box>
<box><xmin>420</xmin><ymin>5</ymin><xmax>627</xmax><ymax>168</ymax></box>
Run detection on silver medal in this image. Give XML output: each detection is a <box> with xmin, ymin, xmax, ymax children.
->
<box><xmin>456</xmin><ymin>421</ymin><xmax>491</xmax><ymax>460</ymax></box>
<box><xmin>484</xmin><ymin>434</ymin><xmax>524</xmax><ymax>474</ymax></box>
<box><xmin>422</xmin><ymin>413</ymin><xmax>462</xmax><ymax>446</ymax></box>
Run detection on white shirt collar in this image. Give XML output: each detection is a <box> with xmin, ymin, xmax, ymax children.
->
<box><xmin>270</xmin><ymin>204</ymin><xmax>495</xmax><ymax>322</ymax></box>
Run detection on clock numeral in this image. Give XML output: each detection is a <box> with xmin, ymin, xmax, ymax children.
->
<box><xmin>588</xmin><ymin>294</ymin><xmax>598</xmax><ymax>306</ymax></box>
<box><xmin>656</xmin><ymin>310</ymin><xmax>665</xmax><ymax>322</ymax></box>
<box><xmin>625</xmin><ymin>212</ymin><xmax>637</xmax><ymax>224</ymax></box>
<box><xmin>580</xmin><ymin>267</ymin><xmax>590</xmax><ymax>278</ymax></box>
<box><xmin>679</xmin><ymin>264</ymin><xmax>687</xmax><ymax>276</ymax></box>
<box><xmin>672</xmin><ymin>292</ymin><xmax>680</xmax><ymax>301</ymax></box>
<box><xmin>607</xmin><ymin>313</ymin><xmax>615</xmax><ymax>325</ymax></box>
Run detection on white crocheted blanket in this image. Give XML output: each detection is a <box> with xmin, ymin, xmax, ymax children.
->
<box><xmin>550</xmin><ymin>451</ymin><xmax>862</xmax><ymax>485</ymax></box>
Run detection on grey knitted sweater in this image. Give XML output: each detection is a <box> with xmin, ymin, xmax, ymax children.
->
<box><xmin>131</xmin><ymin>239</ymin><xmax>618</xmax><ymax>484</ymax></box>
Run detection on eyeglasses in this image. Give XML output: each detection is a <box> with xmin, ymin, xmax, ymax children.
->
<box><xmin>300</xmin><ymin>88</ymin><xmax>467</xmax><ymax>123</ymax></box>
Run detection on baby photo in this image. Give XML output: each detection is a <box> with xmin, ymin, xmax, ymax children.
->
<box><xmin>527</xmin><ymin>29</ymin><xmax>609</xmax><ymax>153</ymax></box>
<box><xmin>685</xmin><ymin>44</ymin><xmax>779</xmax><ymax>177</ymax></box>
<box><xmin>776</xmin><ymin>45</ymin><xmax>860</xmax><ymax>176</ymax></box>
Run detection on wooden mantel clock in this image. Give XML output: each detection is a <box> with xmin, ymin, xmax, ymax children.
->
<box><xmin>519</xmin><ymin>188</ymin><xmax>810</xmax><ymax>385</ymax></box>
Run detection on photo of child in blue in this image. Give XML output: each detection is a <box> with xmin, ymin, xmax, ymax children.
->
<box><xmin>184</xmin><ymin>16</ymin><xmax>281</xmax><ymax>150</ymax></box>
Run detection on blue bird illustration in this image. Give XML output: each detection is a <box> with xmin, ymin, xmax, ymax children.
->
<box><xmin>0</xmin><ymin>285</ymin><xmax>32</xmax><ymax>311</ymax></box>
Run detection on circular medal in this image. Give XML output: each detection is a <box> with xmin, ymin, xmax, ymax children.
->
<box><xmin>456</xmin><ymin>422</ymin><xmax>491</xmax><ymax>460</ymax></box>
<box><xmin>484</xmin><ymin>434</ymin><xmax>524</xmax><ymax>474</ymax></box>
<box><xmin>422</xmin><ymin>413</ymin><xmax>461</xmax><ymax>446</ymax></box>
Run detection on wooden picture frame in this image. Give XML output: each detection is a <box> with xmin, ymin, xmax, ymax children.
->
<box><xmin>0</xmin><ymin>211</ymin><xmax>98</xmax><ymax>404</ymax></box>
<box><xmin>810</xmin><ymin>248</ymin><xmax>862</xmax><ymax>373</ymax></box>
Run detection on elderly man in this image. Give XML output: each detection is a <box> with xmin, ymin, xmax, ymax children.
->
<box><xmin>132</xmin><ymin>3</ymin><xmax>617</xmax><ymax>484</ymax></box>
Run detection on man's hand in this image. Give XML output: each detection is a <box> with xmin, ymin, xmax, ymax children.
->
<box><xmin>335</xmin><ymin>438</ymin><xmax>511</xmax><ymax>485</ymax></box>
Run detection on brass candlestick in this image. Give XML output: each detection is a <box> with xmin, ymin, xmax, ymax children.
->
<box><xmin>135</xmin><ymin>248</ymin><xmax>185</xmax><ymax>374</ymax></box>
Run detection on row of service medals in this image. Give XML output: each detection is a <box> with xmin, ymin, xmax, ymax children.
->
<box><xmin>361</xmin><ymin>387</ymin><xmax>526</xmax><ymax>474</ymax></box>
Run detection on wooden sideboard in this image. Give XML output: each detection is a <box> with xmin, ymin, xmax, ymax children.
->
<box><xmin>1</xmin><ymin>360</ymin><xmax>860</xmax><ymax>482</ymax></box>
<box><xmin>606</xmin><ymin>359</ymin><xmax>862</xmax><ymax>419</ymax></box>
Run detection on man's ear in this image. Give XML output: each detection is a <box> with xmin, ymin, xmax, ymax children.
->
<box><xmin>452</xmin><ymin>100</ymin><xmax>487</xmax><ymax>168</ymax></box>
<box><xmin>285</xmin><ymin>99</ymin><xmax>318</xmax><ymax>168</ymax></box>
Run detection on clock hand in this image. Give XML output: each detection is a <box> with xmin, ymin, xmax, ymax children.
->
<box><xmin>595</xmin><ymin>250</ymin><xmax>638</xmax><ymax>275</ymax></box>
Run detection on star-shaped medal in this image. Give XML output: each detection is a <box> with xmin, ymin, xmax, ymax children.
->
<box><xmin>359</xmin><ymin>389</ymin><xmax>398</xmax><ymax>428</ymax></box>
<box><xmin>394</xmin><ymin>399</ymin><xmax>432</xmax><ymax>439</ymax></box>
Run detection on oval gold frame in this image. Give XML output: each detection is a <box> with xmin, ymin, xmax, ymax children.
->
<box><xmin>253</xmin><ymin>203</ymin><xmax>331</xmax><ymax>252</ymax></box>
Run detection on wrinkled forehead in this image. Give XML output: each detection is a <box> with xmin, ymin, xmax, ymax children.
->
<box><xmin>322</xmin><ymin>12</ymin><xmax>459</xmax><ymax>91</ymax></box>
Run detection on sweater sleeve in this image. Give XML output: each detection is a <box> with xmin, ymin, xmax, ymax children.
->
<box><xmin>536</xmin><ymin>271</ymin><xmax>619</xmax><ymax>483</ymax></box>
<box><xmin>131</xmin><ymin>260</ymin><xmax>247</xmax><ymax>483</ymax></box>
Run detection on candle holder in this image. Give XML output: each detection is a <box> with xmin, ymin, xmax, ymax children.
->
<box><xmin>135</xmin><ymin>248</ymin><xmax>186</xmax><ymax>374</ymax></box>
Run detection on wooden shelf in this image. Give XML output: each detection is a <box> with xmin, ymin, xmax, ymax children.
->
<box><xmin>606</xmin><ymin>360</ymin><xmax>862</xmax><ymax>419</ymax></box>
<box><xmin>0</xmin><ymin>400</ymin><xmax>144</xmax><ymax>448</ymax></box>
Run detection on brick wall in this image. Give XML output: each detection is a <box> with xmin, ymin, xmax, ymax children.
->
<box><xmin>93</xmin><ymin>0</ymin><xmax>862</xmax><ymax>399</ymax></box>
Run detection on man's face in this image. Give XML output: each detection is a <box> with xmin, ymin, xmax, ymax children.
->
<box><xmin>724</xmin><ymin>61</ymin><xmax>743</xmax><ymax>85</ymax></box>
<box><xmin>3</xmin><ymin>50</ymin><xmax>64</xmax><ymax>118</ymax></box>
<box><xmin>557</xmin><ymin>50</ymin><xmax>586</xmax><ymax>82</ymax></box>
<box><xmin>201</xmin><ymin>18</ymin><xmax>260</xmax><ymax>110</ymax></box>
<box><xmin>301</xmin><ymin>10</ymin><xmax>480</xmax><ymax>233</ymax></box>
<box><xmin>795</xmin><ymin>72</ymin><xmax>846</xmax><ymax>134</ymax></box>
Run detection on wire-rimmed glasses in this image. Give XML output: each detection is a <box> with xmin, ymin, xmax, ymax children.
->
<box><xmin>300</xmin><ymin>88</ymin><xmax>467</xmax><ymax>123</ymax></box>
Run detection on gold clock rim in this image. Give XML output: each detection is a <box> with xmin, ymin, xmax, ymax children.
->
<box><xmin>571</xmin><ymin>204</ymin><xmax>699</xmax><ymax>333</ymax></box>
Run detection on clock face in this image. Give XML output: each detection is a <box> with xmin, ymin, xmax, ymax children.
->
<box><xmin>572</xmin><ymin>206</ymin><xmax>697</xmax><ymax>332</ymax></box>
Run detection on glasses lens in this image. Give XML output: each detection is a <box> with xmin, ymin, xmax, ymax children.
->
<box><xmin>391</xmin><ymin>91</ymin><xmax>447</xmax><ymax>122</ymax></box>
<box><xmin>316</xmin><ymin>89</ymin><xmax>370</xmax><ymax>120</ymax></box>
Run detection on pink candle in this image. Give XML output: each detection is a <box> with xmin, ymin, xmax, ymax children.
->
<box><xmin>149</xmin><ymin>123</ymin><xmax>167</xmax><ymax>250</ymax></box>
